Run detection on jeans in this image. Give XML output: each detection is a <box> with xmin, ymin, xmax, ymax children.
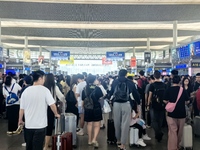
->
<box><xmin>25</xmin><ymin>128</ymin><xmax>46</xmax><ymax>150</ymax></box>
<box><xmin>150</xmin><ymin>108</ymin><xmax>165</xmax><ymax>138</ymax></box>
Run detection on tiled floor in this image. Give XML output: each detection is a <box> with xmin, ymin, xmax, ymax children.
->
<box><xmin>0</xmin><ymin>117</ymin><xmax>199</xmax><ymax>150</ymax></box>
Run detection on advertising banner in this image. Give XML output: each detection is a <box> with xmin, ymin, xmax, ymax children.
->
<box><xmin>23</xmin><ymin>49</ymin><xmax>31</xmax><ymax>65</ymax></box>
<box><xmin>59</xmin><ymin>57</ymin><xmax>74</xmax><ymax>65</ymax></box>
<box><xmin>144</xmin><ymin>52</ymin><xmax>151</xmax><ymax>63</ymax></box>
<box><xmin>106</xmin><ymin>52</ymin><xmax>125</xmax><ymax>61</ymax></box>
<box><xmin>130</xmin><ymin>57</ymin><xmax>136</xmax><ymax>67</ymax></box>
<box><xmin>102</xmin><ymin>57</ymin><xmax>112</xmax><ymax>65</ymax></box>
<box><xmin>38</xmin><ymin>55</ymin><xmax>44</xmax><ymax>65</ymax></box>
<box><xmin>51</xmin><ymin>51</ymin><xmax>70</xmax><ymax>60</ymax></box>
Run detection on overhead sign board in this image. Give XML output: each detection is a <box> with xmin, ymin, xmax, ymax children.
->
<box><xmin>51</xmin><ymin>51</ymin><xmax>70</xmax><ymax>60</ymax></box>
<box><xmin>106</xmin><ymin>52</ymin><xmax>125</xmax><ymax>61</ymax></box>
<box><xmin>175</xmin><ymin>64</ymin><xmax>187</xmax><ymax>69</ymax></box>
<box><xmin>144</xmin><ymin>52</ymin><xmax>151</xmax><ymax>63</ymax></box>
<box><xmin>102</xmin><ymin>57</ymin><xmax>112</xmax><ymax>65</ymax></box>
<box><xmin>191</xmin><ymin>62</ymin><xmax>200</xmax><ymax>68</ymax></box>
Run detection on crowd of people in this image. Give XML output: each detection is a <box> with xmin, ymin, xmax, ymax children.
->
<box><xmin>0</xmin><ymin>69</ymin><xmax>199</xmax><ymax>150</ymax></box>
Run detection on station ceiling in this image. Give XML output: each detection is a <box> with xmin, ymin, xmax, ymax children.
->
<box><xmin>0</xmin><ymin>1</ymin><xmax>200</xmax><ymax>54</ymax></box>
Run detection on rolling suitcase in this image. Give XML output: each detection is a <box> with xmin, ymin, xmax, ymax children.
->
<box><xmin>61</xmin><ymin>113</ymin><xmax>77</xmax><ymax>147</ymax></box>
<box><xmin>129</xmin><ymin>128</ymin><xmax>139</xmax><ymax>147</ymax></box>
<box><xmin>52</xmin><ymin>118</ymin><xmax>73</xmax><ymax>150</ymax></box>
<box><xmin>194</xmin><ymin>116</ymin><xmax>200</xmax><ymax>137</ymax></box>
<box><xmin>107</xmin><ymin>103</ymin><xmax>117</xmax><ymax>144</ymax></box>
<box><xmin>180</xmin><ymin>124</ymin><xmax>193</xmax><ymax>149</ymax></box>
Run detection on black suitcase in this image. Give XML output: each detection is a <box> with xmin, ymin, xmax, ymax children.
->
<box><xmin>107</xmin><ymin>119</ymin><xmax>117</xmax><ymax>144</ymax></box>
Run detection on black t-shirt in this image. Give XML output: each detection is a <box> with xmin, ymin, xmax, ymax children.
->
<box><xmin>194</xmin><ymin>82</ymin><xmax>200</xmax><ymax>91</ymax></box>
<box><xmin>164</xmin><ymin>86</ymin><xmax>189</xmax><ymax>119</ymax></box>
<box><xmin>149</xmin><ymin>81</ymin><xmax>165</xmax><ymax>93</ymax></box>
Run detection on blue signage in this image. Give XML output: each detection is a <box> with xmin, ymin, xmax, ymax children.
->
<box><xmin>194</xmin><ymin>41</ymin><xmax>200</xmax><ymax>56</ymax></box>
<box><xmin>175</xmin><ymin>64</ymin><xmax>187</xmax><ymax>69</ymax></box>
<box><xmin>178</xmin><ymin>45</ymin><xmax>190</xmax><ymax>60</ymax></box>
<box><xmin>106</xmin><ymin>52</ymin><xmax>125</xmax><ymax>61</ymax></box>
<box><xmin>0</xmin><ymin>64</ymin><xmax>3</xmax><ymax>69</ymax></box>
<box><xmin>51</xmin><ymin>51</ymin><xmax>70</xmax><ymax>60</ymax></box>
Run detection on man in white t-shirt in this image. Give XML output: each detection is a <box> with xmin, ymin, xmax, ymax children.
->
<box><xmin>76</xmin><ymin>74</ymin><xmax>86</xmax><ymax>136</ymax></box>
<box><xmin>18</xmin><ymin>70</ymin><xmax>60</xmax><ymax>150</ymax></box>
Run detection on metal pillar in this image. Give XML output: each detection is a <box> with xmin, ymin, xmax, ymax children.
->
<box><xmin>147</xmin><ymin>38</ymin><xmax>150</xmax><ymax>51</ymax></box>
<box><xmin>145</xmin><ymin>38</ymin><xmax>151</xmax><ymax>76</ymax></box>
<box><xmin>173</xmin><ymin>21</ymin><xmax>178</xmax><ymax>47</ymax></box>
<box><xmin>25</xmin><ymin>36</ymin><xmax>28</xmax><ymax>49</ymax></box>
<box><xmin>133</xmin><ymin>47</ymin><xmax>136</xmax><ymax>57</ymax></box>
<box><xmin>39</xmin><ymin>46</ymin><xmax>42</xmax><ymax>56</ymax></box>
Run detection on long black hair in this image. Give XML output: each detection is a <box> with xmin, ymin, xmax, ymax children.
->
<box><xmin>85</xmin><ymin>75</ymin><xmax>96</xmax><ymax>96</ymax></box>
<box><xmin>5</xmin><ymin>76</ymin><xmax>12</xmax><ymax>87</ymax></box>
<box><xmin>44</xmin><ymin>73</ymin><xmax>56</xmax><ymax>97</ymax></box>
<box><xmin>70</xmin><ymin>75</ymin><xmax>77</xmax><ymax>89</ymax></box>
<box><xmin>182</xmin><ymin>77</ymin><xmax>192</xmax><ymax>90</ymax></box>
<box><xmin>66</xmin><ymin>75</ymin><xmax>71</xmax><ymax>87</ymax></box>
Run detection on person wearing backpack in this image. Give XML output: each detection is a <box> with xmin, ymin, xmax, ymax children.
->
<box><xmin>110</xmin><ymin>69</ymin><xmax>140</xmax><ymax>150</ymax></box>
<box><xmin>147</xmin><ymin>70</ymin><xmax>166</xmax><ymax>142</ymax></box>
<box><xmin>137</xmin><ymin>70</ymin><xmax>148</xmax><ymax>120</ymax></box>
<box><xmin>3</xmin><ymin>75</ymin><xmax>21</xmax><ymax>135</ymax></box>
<box><xmin>82</xmin><ymin>75</ymin><xmax>103</xmax><ymax>148</ymax></box>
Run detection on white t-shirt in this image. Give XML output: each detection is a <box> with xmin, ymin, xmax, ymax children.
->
<box><xmin>20</xmin><ymin>85</ymin><xmax>55</xmax><ymax>129</ymax></box>
<box><xmin>3</xmin><ymin>83</ymin><xmax>21</xmax><ymax>106</ymax></box>
<box><xmin>76</xmin><ymin>81</ymin><xmax>86</xmax><ymax>106</ymax></box>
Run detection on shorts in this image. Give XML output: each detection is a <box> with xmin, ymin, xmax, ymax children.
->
<box><xmin>78</xmin><ymin>106</ymin><xmax>84</xmax><ymax>114</ymax></box>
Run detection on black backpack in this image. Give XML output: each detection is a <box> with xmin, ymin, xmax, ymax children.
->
<box><xmin>151</xmin><ymin>82</ymin><xmax>166</xmax><ymax>111</ymax></box>
<box><xmin>83</xmin><ymin>88</ymin><xmax>95</xmax><ymax>110</ymax></box>
<box><xmin>113</xmin><ymin>81</ymin><xmax>129</xmax><ymax>103</ymax></box>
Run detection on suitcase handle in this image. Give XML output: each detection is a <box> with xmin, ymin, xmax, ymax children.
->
<box><xmin>55</xmin><ymin>117</ymin><xmax>61</xmax><ymax>135</ymax></box>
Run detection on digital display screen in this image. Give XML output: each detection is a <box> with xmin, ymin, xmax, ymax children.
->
<box><xmin>194</xmin><ymin>41</ymin><xmax>200</xmax><ymax>56</ymax></box>
<box><xmin>178</xmin><ymin>45</ymin><xmax>190</xmax><ymax>60</ymax></box>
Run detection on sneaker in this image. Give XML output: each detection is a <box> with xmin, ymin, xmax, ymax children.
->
<box><xmin>13</xmin><ymin>125</ymin><xmax>23</xmax><ymax>134</ymax></box>
<box><xmin>76</xmin><ymin>129</ymin><xmax>84</xmax><ymax>136</ymax></box>
<box><xmin>142</xmin><ymin>134</ymin><xmax>151</xmax><ymax>140</ymax></box>
<box><xmin>92</xmin><ymin>141</ymin><xmax>99</xmax><ymax>149</ymax></box>
<box><xmin>100</xmin><ymin>125</ymin><xmax>105</xmax><ymax>130</ymax></box>
<box><xmin>7</xmin><ymin>131</ymin><xmax>13</xmax><ymax>135</ymax></box>
<box><xmin>76</xmin><ymin>128</ymin><xmax>80</xmax><ymax>132</ymax></box>
<box><xmin>136</xmin><ymin>139</ymin><xmax>146</xmax><ymax>147</ymax></box>
<box><xmin>22</xmin><ymin>143</ymin><xmax>26</xmax><ymax>147</ymax></box>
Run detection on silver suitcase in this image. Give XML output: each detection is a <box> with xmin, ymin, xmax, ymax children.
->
<box><xmin>194</xmin><ymin>116</ymin><xmax>200</xmax><ymax>136</ymax></box>
<box><xmin>180</xmin><ymin>125</ymin><xmax>193</xmax><ymax>149</ymax></box>
<box><xmin>61</xmin><ymin>113</ymin><xmax>77</xmax><ymax>147</ymax></box>
<box><xmin>129</xmin><ymin>128</ymin><xmax>139</xmax><ymax>147</ymax></box>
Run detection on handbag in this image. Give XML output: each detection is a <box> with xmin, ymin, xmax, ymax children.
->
<box><xmin>165</xmin><ymin>87</ymin><xmax>183</xmax><ymax>113</ymax></box>
<box><xmin>103</xmin><ymin>100</ymin><xmax>111</xmax><ymax>113</ymax></box>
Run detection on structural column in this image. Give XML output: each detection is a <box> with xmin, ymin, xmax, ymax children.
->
<box><xmin>39</xmin><ymin>46</ymin><xmax>42</xmax><ymax>56</ymax></box>
<box><xmin>25</xmin><ymin>36</ymin><xmax>28</xmax><ymax>49</ymax></box>
<box><xmin>145</xmin><ymin>38</ymin><xmax>151</xmax><ymax>75</ymax></box>
<box><xmin>173</xmin><ymin>21</ymin><xmax>178</xmax><ymax>47</ymax></box>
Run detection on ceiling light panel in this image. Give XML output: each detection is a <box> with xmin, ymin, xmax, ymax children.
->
<box><xmin>1</xmin><ymin>0</ymin><xmax>200</xmax><ymax>4</ymax></box>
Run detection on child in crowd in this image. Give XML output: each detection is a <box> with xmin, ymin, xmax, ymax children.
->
<box><xmin>130</xmin><ymin>100</ymin><xmax>151</xmax><ymax>147</ymax></box>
